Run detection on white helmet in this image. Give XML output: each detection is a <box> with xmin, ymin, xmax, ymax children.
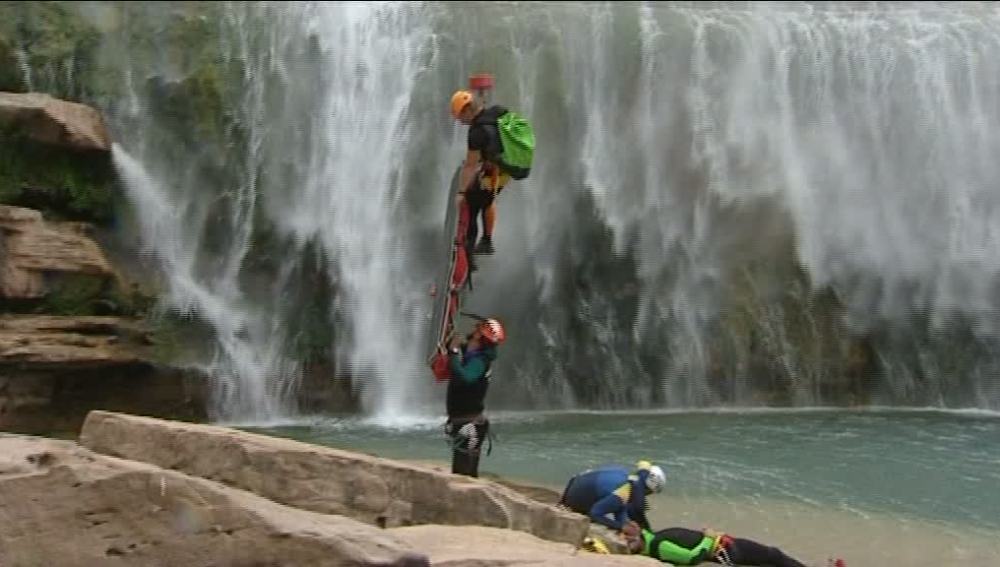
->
<box><xmin>645</xmin><ymin>465</ymin><xmax>666</xmax><ymax>493</ymax></box>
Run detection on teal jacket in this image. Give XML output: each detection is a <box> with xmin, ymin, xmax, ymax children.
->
<box><xmin>448</xmin><ymin>343</ymin><xmax>496</xmax><ymax>383</ymax></box>
<box><xmin>446</xmin><ymin>343</ymin><xmax>496</xmax><ymax>418</ymax></box>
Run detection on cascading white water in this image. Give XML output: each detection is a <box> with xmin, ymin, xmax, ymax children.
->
<box><xmin>98</xmin><ymin>1</ymin><xmax>1000</xmax><ymax>418</ymax></box>
<box><xmin>111</xmin><ymin>145</ymin><xmax>298</xmax><ymax>422</ymax></box>
<box><xmin>269</xmin><ymin>2</ymin><xmax>440</xmax><ymax>421</ymax></box>
<box><xmin>105</xmin><ymin>3</ymin><xmax>317</xmax><ymax>422</ymax></box>
<box><xmin>105</xmin><ymin>2</ymin><xmax>445</xmax><ymax>422</ymax></box>
<box><xmin>438</xmin><ymin>1</ymin><xmax>1000</xmax><ymax>408</ymax></box>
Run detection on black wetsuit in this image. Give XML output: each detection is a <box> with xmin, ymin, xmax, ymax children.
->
<box><xmin>717</xmin><ymin>536</ymin><xmax>806</xmax><ymax>567</ymax></box>
<box><xmin>445</xmin><ymin>342</ymin><xmax>496</xmax><ymax>477</ymax></box>
<box><xmin>640</xmin><ymin>526</ymin><xmax>806</xmax><ymax>567</ymax></box>
<box><xmin>464</xmin><ymin>105</ymin><xmax>508</xmax><ymax>253</ymax></box>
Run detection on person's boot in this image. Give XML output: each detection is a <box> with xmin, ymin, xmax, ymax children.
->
<box><xmin>474</xmin><ymin>235</ymin><xmax>495</xmax><ymax>255</ymax></box>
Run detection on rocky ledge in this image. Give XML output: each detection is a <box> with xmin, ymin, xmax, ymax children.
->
<box><xmin>0</xmin><ymin>205</ymin><xmax>115</xmax><ymax>300</ymax></box>
<box><xmin>0</xmin><ymin>92</ymin><xmax>111</xmax><ymax>153</ymax></box>
<box><xmin>0</xmin><ymin>411</ymin><xmax>656</xmax><ymax>566</ymax></box>
<box><xmin>0</xmin><ymin>317</ymin><xmax>206</xmax><ymax>434</ymax></box>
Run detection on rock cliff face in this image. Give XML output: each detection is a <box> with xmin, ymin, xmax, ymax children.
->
<box><xmin>0</xmin><ymin>315</ymin><xmax>143</xmax><ymax>365</ymax></box>
<box><xmin>0</xmin><ymin>91</ymin><xmax>225</xmax><ymax>434</ymax></box>
<box><xmin>0</xmin><ymin>205</ymin><xmax>115</xmax><ymax>300</ymax></box>
<box><xmin>0</xmin><ymin>92</ymin><xmax>111</xmax><ymax>153</ymax></box>
<box><xmin>0</xmin><ymin>413</ymin><xmax>659</xmax><ymax>566</ymax></box>
<box><xmin>0</xmin><ymin>316</ymin><xmax>207</xmax><ymax>434</ymax></box>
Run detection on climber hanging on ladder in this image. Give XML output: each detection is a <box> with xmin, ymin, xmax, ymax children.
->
<box><xmin>449</xmin><ymin>73</ymin><xmax>535</xmax><ymax>270</ymax></box>
<box><xmin>428</xmin><ymin>73</ymin><xmax>534</xmax><ymax>382</ymax></box>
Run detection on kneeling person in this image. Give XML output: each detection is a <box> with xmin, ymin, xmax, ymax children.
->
<box><xmin>559</xmin><ymin>460</ymin><xmax>666</xmax><ymax>531</ymax></box>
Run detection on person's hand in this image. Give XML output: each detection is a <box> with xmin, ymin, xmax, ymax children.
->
<box><xmin>622</xmin><ymin>521</ymin><xmax>641</xmax><ymax>539</ymax></box>
<box><xmin>448</xmin><ymin>335</ymin><xmax>461</xmax><ymax>351</ymax></box>
<box><xmin>703</xmin><ymin>527</ymin><xmax>722</xmax><ymax>539</ymax></box>
<box><xmin>620</xmin><ymin>522</ymin><xmax>642</xmax><ymax>554</ymax></box>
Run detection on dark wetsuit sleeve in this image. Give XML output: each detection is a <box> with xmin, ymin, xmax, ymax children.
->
<box><xmin>632</xmin><ymin>502</ymin><xmax>652</xmax><ymax>531</ymax></box>
<box><xmin>629</xmin><ymin>476</ymin><xmax>652</xmax><ymax>531</ymax></box>
<box><xmin>589</xmin><ymin>492</ymin><xmax>627</xmax><ymax>530</ymax></box>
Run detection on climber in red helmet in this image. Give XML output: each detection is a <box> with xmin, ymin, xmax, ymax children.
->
<box><xmin>444</xmin><ymin>317</ymin><xmax>506</xmax><ymax>478</ymax></box>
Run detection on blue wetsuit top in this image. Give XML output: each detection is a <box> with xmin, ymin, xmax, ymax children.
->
<box><xmin>561</xmin><ymin>465</ymin><xmax>652</xmax><ymax>531</ymax></box>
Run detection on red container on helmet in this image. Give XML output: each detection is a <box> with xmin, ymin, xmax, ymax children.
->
<box><xmin>469</xmin><ymin>73</ymin><xmax>495</xmax><ymax>91</ymax></box>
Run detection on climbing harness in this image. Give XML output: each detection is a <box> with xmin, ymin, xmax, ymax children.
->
<box><xmin>713</xmin><ymin>534</ymin><xmax>736</xmax><ymax>567</ymax></box>
<box><xmin>444</xmin><ymin>418</ymin><xmax>495</xmax><ymax>457</ymax></box>
<box><xmin>715</xmin><ymin>545</ymin><xmax>735</xmax><ymax>567</ymax></box>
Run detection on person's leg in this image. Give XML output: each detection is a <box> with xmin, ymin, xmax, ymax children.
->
<box><xmin>471</xmin><ymin>189</ymin><xmax>496</xmax><ymax>255</ymax></box>
<box><xmin>558</xmin><ymin>476</ymin><xmax>577</xmax><ymax>507</ymax></box>
<box><xmin>477</xmin><ymin>201</ymin><xmax>496</xmax><ymax>254</ymax></box>
<box><xmin>452</xmin><ymin>445</ymin><xmax>478</xmax><ymax>476</ymax></box>
<box><xmin>450</xmin><ymin>426</ymin><xmax>474</xmax><ymax>476</ymax></box>
<box><xmin>724</xmin><ymin>537</ymin><xmax>806</xmax><ymax>567</ymax></box>
<box><xmin>450</xmin><ymin>418</ymin><xmax>484</xmax><ymax>477</ymax></box>
<box><xmin>477</xmin><ymin>178</ymin><xmax>505</xmax><ymax>255</ymax></box>
<box><xmin>464</xmin><ymin>189</ymin><xmax>488</xmax><ymax>270</ymax></box>
<box><xmin>465</xmin><ymin>194</ymin><xmax>482</xmax><ymax>250</ymax></box>
<box><xmin>464</xmin><ymin>448</ymin><xmax>481</xmax><ymax>477</ymax></box>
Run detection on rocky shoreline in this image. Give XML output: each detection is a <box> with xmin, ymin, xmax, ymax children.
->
<box><xmin>0</xmin><ymin>410</ymin><xmax>655</xmax><ymax>566</ymax></box>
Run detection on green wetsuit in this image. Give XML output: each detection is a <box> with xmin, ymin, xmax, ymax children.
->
<box><xmin>641</xmin><ymin>528</ymin><xmax>716</xmax><ymax>565</ymax></box>
<box><xmin>639</xmin><ymin>527</ymin><xmax>808</xmax><ymax>567</ymax></box>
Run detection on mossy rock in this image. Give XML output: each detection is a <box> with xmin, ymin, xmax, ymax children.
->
<box><xmin>0</xmin><ymin>129</ymin><xmax>116</xmax><ymax>223</ymax></box>
<box><xmin>0</xmin><ymin>34</ymin><xmax>21</xmax><ymax>92</ymax></box>
<box><xmin>32</xmin><ymin>272</ymin><xmax>113</xmax><ymax>316</ymax></box>
<box><xmin>146</xmin><ymin>310</ymin><xmax>218</xmax><ymax>367</ymax></box>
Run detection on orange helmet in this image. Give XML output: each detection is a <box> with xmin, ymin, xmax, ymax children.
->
<box><xmin>450</xmin><ymin>90</ymin><xmax>474</xmax><ymax>119</ymax></box>
<box><xmin>478</xmin><ymin>318</ymin><xmax>506</xmax><ymax>345</ymax></box>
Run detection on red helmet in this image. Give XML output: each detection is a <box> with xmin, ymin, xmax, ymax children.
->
<box><xmin>479</xmin><ymin>318</ymin><xmax>506</xmax><ymax>345</ymax></box>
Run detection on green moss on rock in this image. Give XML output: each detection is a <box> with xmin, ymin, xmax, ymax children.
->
<box><xmin>0</xmin><ymin>129</ymin><xmax>116</xmax><ymax>223</ymax></box>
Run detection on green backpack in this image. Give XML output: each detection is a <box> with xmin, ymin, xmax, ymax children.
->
<box><xmin>495</xmin><ymin>111</ymin><xmax>535</xmax><ymax>180</ymax></box>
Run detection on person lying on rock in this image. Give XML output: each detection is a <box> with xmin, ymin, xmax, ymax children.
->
<box><xmin>622</xmin><ymin>520</ymin><xmax>809</xmax><ymax>567</ymax></box>
<box><xmin>558</xmin><ymin>460</ymin><xmax>666</xmax><ymax>531</ymax></box>
<box><xmin>445</xmin><ymin>317</ymin><xmax>506</xmax><ymax>478</ymax></box>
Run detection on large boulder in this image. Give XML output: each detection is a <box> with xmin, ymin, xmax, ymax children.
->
<box><xmin>0</xmin><ymin>92</ymin><xmax>110</xmax><ymax>152</ymax></box>
<box><xmin>388</xmin><ymin>525</ymin><xmax>658</xmax><ymax>566</ymax></box>
<box><xmin>0</xmin><ymin>205</ymin><xmax>115</xmax><ymax>299</ymax></box>
<box><xmin>0</xmin><ymin>433</ymin><xmax>429</xmax><ymax>567</ymax></box>
<box><xmin>79</xmin><ymin>411</ymin><xmax>590</xmax><ymax>546</ymax></box>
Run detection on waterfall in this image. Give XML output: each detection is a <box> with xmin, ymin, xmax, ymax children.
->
<box><xmin>95</xmin><ymin>1</ymin><xmax>1000</xmax><ymax>418</ymax></box>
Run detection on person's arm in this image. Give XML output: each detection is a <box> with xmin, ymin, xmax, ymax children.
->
<box><xmin>459</xmin><ymin>149</ymin><xmax>481</xmax><ymax>195</ymax></box>
<box><xmin>627</xmin><ymin>475</ymin><xmax>652</xmax><ymax>531</ymax></box>
<box><xmin>587</xmin><ymin>492</ymin><xmax>626</xmax><ymax>530</ymax></box>
<box><xmin>448</xmin><ymin>349</ymin><xmax>486</xmax><ymax>384</ymax></box>
<box><xmin>588</xmin><ymin>482</ymin><xmax>631</xmax><ymax>530</ymax></box>
<box><xmin>643</xmin><ymin>529</ymin><xmax>714</xmax><ymax>565</ymax></box>
<box><xmin>632</xmin><ymin>502</ymin><xmax>652</xmax><ymax>531</ymax></box>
